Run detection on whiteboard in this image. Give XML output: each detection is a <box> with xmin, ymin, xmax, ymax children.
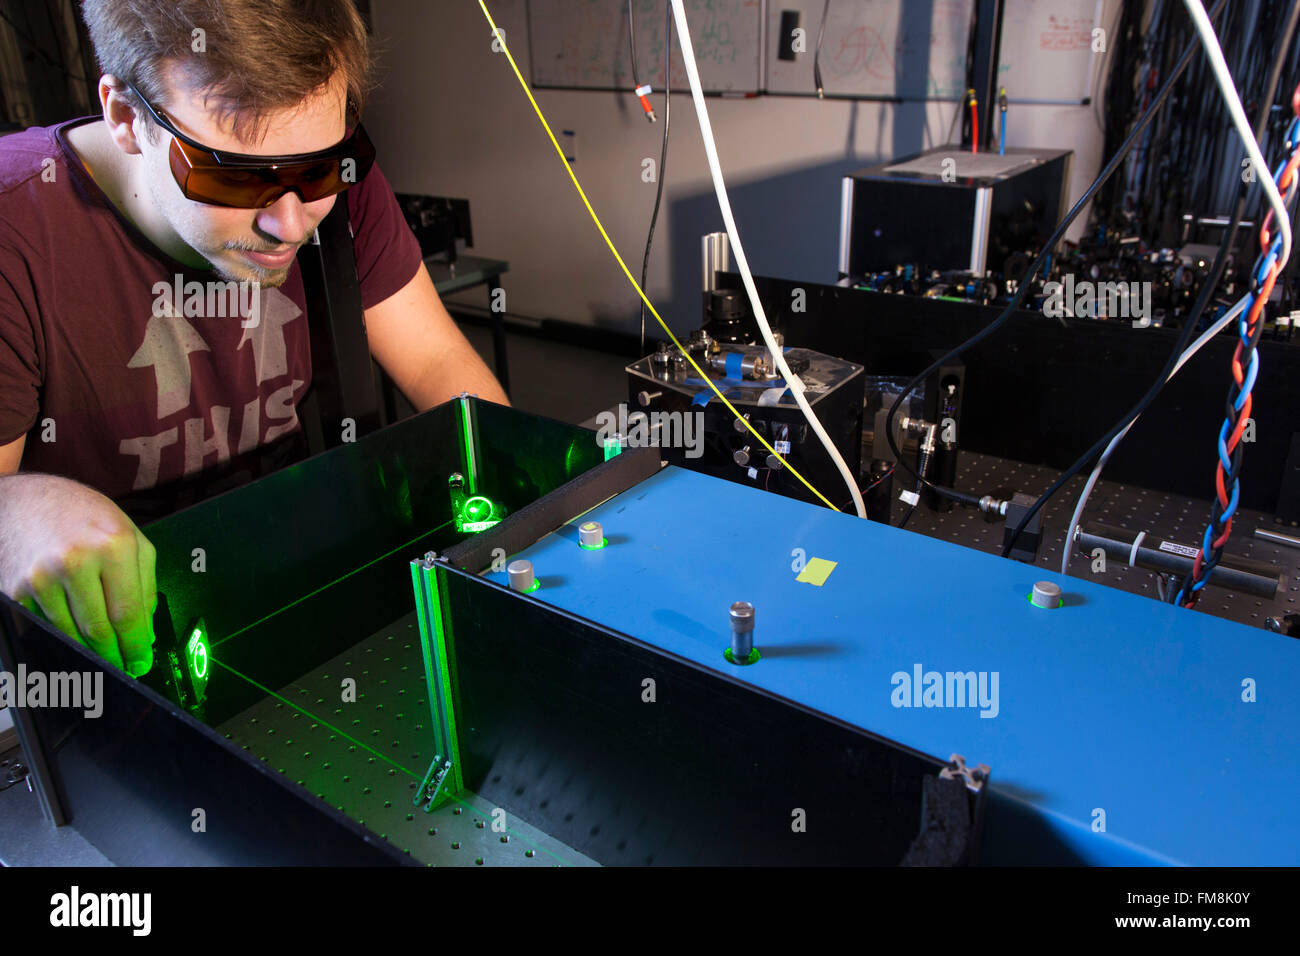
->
<box><xmin>529</xmin><ymin>0</ymin><xmax>764</xmax><ymax>93</ymax></box>
<box><xmin>997</xmin><ymin>0</ymin><xmax>1103</xmax><ymax>103</ymax></box>
<box><xmin>763</xmin><ymin>0</ymin><xmax>1100</xmax><ymax>102</ymax></box>
<box><xmin>766</xmin><ymin>0</ymin><xmax>973</xmax><ymax>99</ymax></box>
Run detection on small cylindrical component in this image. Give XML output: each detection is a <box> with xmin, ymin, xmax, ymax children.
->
<box><xmin>703</xmin><ymin>290</ymin><xmax>749</xmax><ymax>345</ymax></box>
<box><xmin>708</xmin><ymin>351</ymin><xmax>764</xmax><ymax>379</ymax></box>
<box><xmin>688</xmin><ymin>328</ymin><xmax>713</xmax><ymax>356</ymax></box>
<box><xmin>507</xmin><ymin>559</ymin><xmax>535</xmax><ymax>592</ymax></box>
<box><xmin>637</xmin><ymin>390</ymin><xmax>663</xmax><ymax>407</ymax></box>
<box><xmin>729</xmin><ymin>601</ymin><xmax>755</xmax><ymax>660</ymax></box>
<box><xmin>702</xmin><ymin>232</ymin><xmax>731</xmax><ymax>293</ymax></box>
<box><xmin>734</xmin><ymin>446</ymin><xmax>751</xmax><ymax>467</ymax></box>
<box><xmin>1030</xmin><ymin>581</ymin><xmax>1062</xmax><ymax>609</ymax></box>
<box><xmin>916</xmin><ymin>423</ymin><xmax>938</xmax><ymax>479</ymax></box>
<box><xmin>650</xmin><ymin>342</ymin><xmax>674</xmax><ymax>375</ymax></box>
<box><xmin>1254</xmin><ymin>527</ymin><xmax>1300</xmax><ymax>551</ymax></box>
<box><xmin>764</xmin><ymin>332</ymin><xmax>785</xmax><ymax>379</ymax></box>
<box><xmin>766</xmin><ymin>453</ymin><xmax>783</xmax><ymax>470</ymax></box>
<box><xmin>578</xmin><ymin>520</ymin><xmax>604</xmax><ymax>548</ymax></box>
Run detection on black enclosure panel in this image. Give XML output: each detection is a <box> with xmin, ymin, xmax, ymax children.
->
<box><xmin>0</xmin><ymin>598</ymin><xmax>409</xmax><ymax>865</ymax></box>
<box><xmin>439</xmin><ymin>566</ymin><xmax>970</xmax><ymax>866</ymax></box>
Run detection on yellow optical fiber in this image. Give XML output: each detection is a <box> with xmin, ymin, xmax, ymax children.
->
<box><xmin>476</xmin><ymin>0</ymin><xmax>840</xmax><ymax>512</ymax></box>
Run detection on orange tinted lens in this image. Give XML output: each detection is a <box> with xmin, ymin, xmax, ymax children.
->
<box><xmin>167</xmin><ymin>133</ymin><xmax>374</xmax><ymax>207</ymax></box>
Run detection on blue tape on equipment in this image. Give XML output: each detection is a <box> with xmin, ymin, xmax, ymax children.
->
<box><xmin>691</xmin><ymin>392</ymin><xmax>711</xmax><ymax>406</ymax></box>
<box><xmin>725</xmin><ymin>353</ymin><xmax>743</xmax><ymax>378</ymax></box>
<box><xmin>684</xmin><ymin>377</ymin><xmax>786</xmax><ymax>391</ymax></box>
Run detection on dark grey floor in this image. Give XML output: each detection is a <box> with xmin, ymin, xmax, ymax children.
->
<box><xmin>0</xmin><ymin>758</ymin><xmax>110</xmax><ymax>866</ymax></box>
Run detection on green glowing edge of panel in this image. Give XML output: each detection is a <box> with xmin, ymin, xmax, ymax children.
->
<box><xmin>458</xmin><ymin>395</ymin><xmax>478</xmax><ymax>493</ymax></box>
<box><xmin>410</xmin><ymin>560</ymin><xmax>464</xmax><ymax>808</ymax></box>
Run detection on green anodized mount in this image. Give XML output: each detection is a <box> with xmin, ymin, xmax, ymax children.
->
<box><xmin>449</xmin><ymin>472</ymin><xmax>504</xmax><ymax>534</ymax></box>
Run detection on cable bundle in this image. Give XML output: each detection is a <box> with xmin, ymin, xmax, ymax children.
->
<box><xmin>1176</xmin><ymin>84</ymin><xmax>1300</xmax><ymax>606</ymax></box>
<box><xmin>1098</xmin><ymin>1</ymin><xmax>1300</xmax><ymax>250</ymax></box>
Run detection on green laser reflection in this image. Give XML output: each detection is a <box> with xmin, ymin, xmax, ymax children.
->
<box><xmin>210</xmin><ymin>657</ymin><xmax>421</xmax><ymax>779</ymax></box>
<box><xmin>212</xmin><ymin>523</ymin><xmax>453</xmax><ymax>649</ymax></box>
<box><xmin>209</xmin><ymin>637</ymin><xmax>574</xmax><ymax>864</ymax></box>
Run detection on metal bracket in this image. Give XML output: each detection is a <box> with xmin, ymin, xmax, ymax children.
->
<box><xmin>414</xmin><ymin>755</ymin><xmax>454</xmax><ymax>813</ymax></box>
<box><xmin>940</xmin><ymin>753</ymin><xmax>990</xmax><ymax>793</ymax></box>
<box><xmin>0</xmin><ymin>751</ymin><xmax>28</xmax><ymax>794</ymax></box>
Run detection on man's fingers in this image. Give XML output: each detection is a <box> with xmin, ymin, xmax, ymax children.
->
<box><xmin>136</xmin><ymin>528</ymin><xmax>158</xmax><ymax>641</ymax></box>
<box><xmin>97</xmin><ymin>532</ymin><xmax>152</xmax><ymax>677</ymax></box>
<box><xmin>62</xmin><ymin>554</ymin><xmax>126</xmax><ymax>671</ymax></box>
<box><xmin>28</xmin><ymin>578</ymin><xmax>85</xmax><ymax>653</ymax></box>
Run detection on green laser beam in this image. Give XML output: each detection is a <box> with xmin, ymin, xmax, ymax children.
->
<box><xmin>212</xmin><ymin>523</ymin><xmax>453</xmax><ymax>649</ymax></box>
<box><xmin>210</xmin><ymin>656</ymin><xmax>420</xmax><ymax>778</ymax></box>
<box><xmin>211</xmin><ymin>650</ymin><xmax>578</xmax><ymax>866</ymax></box>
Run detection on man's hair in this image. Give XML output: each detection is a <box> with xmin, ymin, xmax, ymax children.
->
<box><xmin>81</xmin><ymin>0</ymin><xmax>375</xmax><ymax>143</ymax></box>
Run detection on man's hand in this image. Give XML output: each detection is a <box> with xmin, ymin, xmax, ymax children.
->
<box><xmin>0</xmin><ymin>474</ymin><xmax>156</xmax><ymax>676</ymax></box>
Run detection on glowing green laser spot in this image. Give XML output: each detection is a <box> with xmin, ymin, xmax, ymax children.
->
<box><xmin>463</xmin><ymin>496</ymin><xmax>492</xmax><ymax>521</ymax></box>
<box><xmin>188</xmin><ymin>628</ymin><xmax>209</xmax><ymax>680</ymax></box>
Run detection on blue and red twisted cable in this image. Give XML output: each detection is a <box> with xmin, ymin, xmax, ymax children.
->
<box><xmin>1176</xmin><ymin>84</ymin><xmax>1300</xmax><ymax>607</ymax></box>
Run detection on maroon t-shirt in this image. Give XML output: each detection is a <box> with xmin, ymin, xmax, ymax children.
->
<box><xmin>0</xmin><ymin>117</ymin><xmax>421</xmax><ymax>519</ymax></box>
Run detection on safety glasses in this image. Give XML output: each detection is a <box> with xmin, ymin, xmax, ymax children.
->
<box><xmin>126</xmin><ymin>82</ymin><xmax>376</xmax><ymax>208</ymax></box>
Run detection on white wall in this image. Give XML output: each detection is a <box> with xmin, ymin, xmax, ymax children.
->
<box><xmin>368</xmin><ymin>0</ymin><xmax>1119</xmax><ymax>338</ymax></box>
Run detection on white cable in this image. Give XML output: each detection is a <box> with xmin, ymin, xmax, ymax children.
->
<box><xmin>668</xmin><ymin>0</ymin><xmax>867</xmax><ymax>519</ymax></box>
<box><xmin>1061</xmin><ymin>293</ymin><xmax>1248</xmax><ymax>575</ymax></box>
<box><xmin>1128</xmin><ymin>530</ymin><xmax>1146</xmax><ymax>567</ymax></box>
<box><xmin>1184</xmin><ymin>0</ymin><xmax>1292</xmax><ymax>270</ymax></box>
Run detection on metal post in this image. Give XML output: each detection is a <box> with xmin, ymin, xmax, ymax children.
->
<box><xmin>702</xmin><ymin>232</ymin><xmax>731</xmax><ymax>294</ymax></box>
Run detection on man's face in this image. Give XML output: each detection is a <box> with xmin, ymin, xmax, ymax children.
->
<box><xmin>134</xmin><ymin>66</ymin><xmax>347</xmax><ymax>287</ymax></box>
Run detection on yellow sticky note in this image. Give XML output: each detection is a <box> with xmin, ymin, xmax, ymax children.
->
<box><xmin>796</xmin><ymin>557</ymin><xmax>837</xmax><ymax>587</ymax></box>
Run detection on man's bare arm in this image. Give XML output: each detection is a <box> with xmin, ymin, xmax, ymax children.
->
<box><xmin>0</xmin><ymin>434</ymin><xmax>22</xmax><ymax>474</ymax></box>
<box><xmin>364</xmin><ymin>263</ymin><xmax>510</xmax><ymax>410</ymax></box>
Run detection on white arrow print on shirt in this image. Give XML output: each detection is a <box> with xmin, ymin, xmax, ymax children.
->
<box><xmin>127</xmin><ymin>311</ymin><xmax>211</xmax><ymax>419</ymax></box>
<box><xmin>237</xmin><ymin>288</ymin><xmax>302</xmax><ymax>384</ymax></box>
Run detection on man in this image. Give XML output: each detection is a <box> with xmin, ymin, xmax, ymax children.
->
<box><xmin>0</xmin><ymin>0</ymin><xmax>508</xmax><ymax>678</ymax></box>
